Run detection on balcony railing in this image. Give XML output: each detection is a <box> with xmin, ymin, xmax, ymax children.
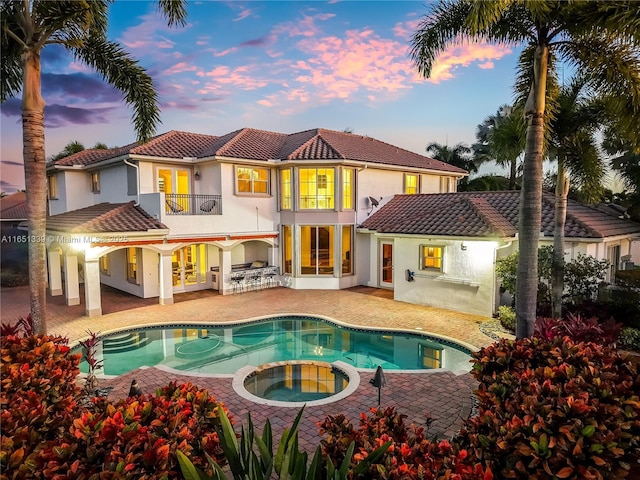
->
<box><xmin>165</xmin><ymin>194</ymin><xmax>222</xmax><ymax>215</ymax></box>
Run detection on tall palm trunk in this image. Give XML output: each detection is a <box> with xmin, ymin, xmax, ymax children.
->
<box><xmin>552</xmin><ymin>159</ymin><xmax>569</xmax><ymax>319</ymax></box>
<box><xmin>22</xmin><ymin>48</ymin><xmax>48</xmax><ymax>334</ymax></box>
<box><xmin>516</xmin><ymin>45</ymin><xmax>548</xmax><ymax>339</ymax></box>
<box><xmin>509</xmin><ymin>158</ymin><xmax>517</xmax><ymax>190</ymax></box>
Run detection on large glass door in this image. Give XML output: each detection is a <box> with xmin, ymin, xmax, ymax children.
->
<box><xmin>158</xmin><ymin>168</ymin><xmax>190</xmax><ymax>212</ymax></box>
<box><xmin>172</xmin><ymin>245</ymin><xmax>207</xmax><ymax>292</ymax></box>
<box><xmin>380</xmin><ymin>242</ymin><xmax>393</xmax><ymax>288</ymax></box>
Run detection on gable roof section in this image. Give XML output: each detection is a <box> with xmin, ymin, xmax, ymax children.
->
<box><xmin>50</xmin><ymin>127</ymin><xmax>466</xmax><ymax>175</ymax></box>
<box><xmin>0</xmin><ymin>191</ymin><xmax>28</xmax><ymax>220</ymax></box>
<box><xmin>46</xmin><ymin>202</ymin><xmax>167</xmax><ymax>233</ymax></box>
<box><xmin>361</xmin><ymin>191</ymin><xmax>640</xmax><ymax>240</ymax></box>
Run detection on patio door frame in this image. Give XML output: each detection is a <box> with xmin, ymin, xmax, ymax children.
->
<box><xmin>379</xmin><ymin>240</ymin><xmax>394</xmax><ymax>289</ymax></box>
<box><xmin>172</xmin><ymin>244</ymin><xmax>208</xmax><ymax>293</ymax></box>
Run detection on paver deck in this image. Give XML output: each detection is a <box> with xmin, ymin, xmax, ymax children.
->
<box><xmin>1</xmin><ymin>284</ymin><xmax>495</xmax><ymax>451</ymax></box>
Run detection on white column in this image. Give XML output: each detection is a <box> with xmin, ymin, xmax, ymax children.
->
<box><xmin>48</xmin><ymin>249</ymin><xmax>63</xmax><ymax>296</ymax></box>
<box><xmin>159</xmin><ymin>252</ymin><xmax>174</xmax><ymax>305</ymax></box>
<box><xmin>83</xmin><ymin>258</ymin><xmax>102</xmax><ymax>317</ymax></box>
<box><xmin>220</xmin><ymin>249</ymin><xmax>233</xmax><ymax>295</ymax></box>
<box><xmin>63</xmin><ymin>253</ymin><xmax>80</xmax><ymax>306</ymax></box>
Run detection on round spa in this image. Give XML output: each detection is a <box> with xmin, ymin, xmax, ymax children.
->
<box><xmin>242</xmin><ymin>361</ymin><xmax>351</xmax><ymax>404</ymax></box>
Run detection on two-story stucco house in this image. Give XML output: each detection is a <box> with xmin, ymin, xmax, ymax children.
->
<box><xmin>44</xmin><ymin>127</ymin><xmax>467</xmax><ymax>317</ymax></box>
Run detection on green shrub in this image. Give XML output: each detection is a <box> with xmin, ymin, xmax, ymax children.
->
<box><xmin>618</xmin><ymin>327</ymin><xmax>640</xmax><ymax>351</ymax></box>
<box><xmin>460</xmin><ymin>337</ymin><xmax>640</xmax><ymax>479</ymax></box>
<box><xmin>616</xmin><ymin>269</ymin><xmax>640</xmax><ymax>289</ymax></box>
<box><xmin>498</xmin><ymin>306</ymin><xmax>516</xmax><ymax>332</ymax></box>
<box><xmin>0</xmin><ymin>270</ymin><xmax>29</xmax><ymax>287</ymax></box>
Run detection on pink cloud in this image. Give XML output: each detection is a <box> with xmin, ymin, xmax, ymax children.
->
<box><xmin>118</xmin><ymin>13</ymin><xmax>182</xmax><ymax>51</ymax></box>
<box><xmin>428</xmin><ymin>43</ymin><xmax>512</xmax><ymax>83</ymax></box>
<box><xmin>293</xmin><ymin>29</ymin><xmax>415</xmax><ymax>99</ymax></box>
<box><xmin>233</xmin><ymin>8</ymin><xmax>253</xmax><ymax>22</ymax></box>
<box><xmin>214</xmin><ymin>47</ymin><xmax>239</xmax><ymax>57</ymax></box>
<box><xmin>272</xmin><ymin>13</ymin><xmax>334</xmax><ymax>38</ymax></box>
<box><xmin>164</xmin><ymin>62</ymin><xmax>198</xmax><ymax>75</ymax></box>
<box><xmin>202</xmin><ymin>65</ymin><xmax>268</xmax><ymax>90</ymax></box>
<box><xmin>392</xmin><ymin>18</ymin><xmax>421</xmax><ymax>40</ymax></box>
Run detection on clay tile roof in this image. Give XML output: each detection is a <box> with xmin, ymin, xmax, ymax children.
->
<box><xmin>0</xmin><ymin>191</ymin><xmax>27</xmax><ymax>220</ymax></box>
<box><xmin>130</xmin><ymin>130</ymin><xmax>219</xmax><ymax>158</ymax></box>
<box><xmin>213</xmin><ymin>128</ymin><xmax>288</xmax><ymax>160</ymax></box>
<box><xmin>361</xmin><ymin>191</ymin><xmax>640</xmax><ymax>239</ymax></box>
<box><xmin>51</xmin><ymin>143</ymin><xmax>137</xmax><ymax>167</ymax></box>
<box><xmin>284</xmin><ymin>128</ymin><xmax>467</xmax><ymax>174</ymax></box>
<box><xmin>48</xmin><ymin>127</ymin><xmax>467</xmax><ymax>175</ymax></box>
<box><xmin>46</xmin><ymin>202</ymin><xmax>167</xmax><ymax>234</ymax></box>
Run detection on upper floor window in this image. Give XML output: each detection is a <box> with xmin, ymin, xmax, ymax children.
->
<box><xmin>237</xmin><ymin>166</ymin><xmax>269</xmax><ymax>194</ymax></box>
<box><xmin>280</xmin><ymin>168</ymin><xmax>292</xmax><ymax>209</ymax></box>
<box><xmin>440</xmin><ymin>176</ymin><xmax>455</xmax><ymax>193</ymax></box>
<box><xmin>404</xmin><ymin>173</ymin><xmax>420</xmax><ymax>194</ymax></box>
<box><xmin>91</xmin><ymin>172</ymin><xmax>100</xmax><ymax>193</ymax></box>
<box><xmin>420</xmin><ymin>245</ymin><xmax>443</xmax><ymax>272</ymax></box>
<box><xmin>342</xmin><ymin>168</ymin><xmax>354</xmax><ymax>210</ymax></box>
<box><xmin>299</xmin><ymin>168</ymin><xmax>334</xmax><ymax>209</ymax></box>
<box><xmin>47</xmin><ymin>175</ymin><xmax>58</xmax><ymax>199</ymax></box>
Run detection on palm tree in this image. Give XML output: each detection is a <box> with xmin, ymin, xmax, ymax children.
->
<box><xmin>548</xmin><ymin>74</ymin><xmax>610</xmax><ymax>318</ymax></box>
<box><xmin>1</xmin><ymin>1</ymin><xmax>187</xmax><ymax>334</ymax></box>
<box><xmin>49</xmin><ymin>140</ymin><xmax>109</xmax><ymax>161</ymax></box>
<box><xmin>426</xmin><ymin>141</ymin><xmax>476</xmax><ymax>189</ymax></box>
<box><xmin>473</xmin><ymin>105</ymin><xmax>526</xmax><ymax>190</ymax></box>
<box><xmin>411</xmin><ymin>1</ymin><xmax>640</xmax><ymax>338</ymax></box>
<box><xmin>603</xmin><ymin>128</ymin><xmax>640</xmax><ymax>221</ymax></box>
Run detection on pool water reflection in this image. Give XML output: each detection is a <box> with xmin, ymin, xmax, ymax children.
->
<box><xmin>75</xmin><ymin>316</ymin><xmax>472</xmax><ymax>376</ymax></box>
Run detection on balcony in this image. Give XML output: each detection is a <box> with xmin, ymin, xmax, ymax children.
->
<box><xmin>164</xmin><ymin>194</ymin><xmax>222</xmax><ymax>215</ymax></box>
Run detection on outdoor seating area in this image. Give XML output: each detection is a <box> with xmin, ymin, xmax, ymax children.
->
<box><xmin>228</xmin><ymin>266</ymin><xmax>280</xmax><ymax>293</ymax></box>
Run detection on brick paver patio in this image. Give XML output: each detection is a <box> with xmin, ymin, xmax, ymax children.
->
<box><xmin>1</xmin><ymin>284</ymin><xmax>495</xmax><ymax>451</ymax></box>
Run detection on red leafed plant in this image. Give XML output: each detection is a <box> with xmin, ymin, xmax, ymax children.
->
<box><xmin>460</xmin><ymin>336</ymin><xmax>640</xmax><ymax>479</ymax></box>
<box><xmin>0</xmin><ymin>314</ymin><xmax>34</xmax><ymax>337</ymax></box>
<box><xmin>78</xmin><ymin>329</ymin><xmax>103</xmax><ymax>395</ymax></box>
<box><xmin>534</xmin><ymin>313</ymin><xmax>622</xmax><ymax>345</ymax></box>
<box><xmin>319</xmin><ymin>406</ymin><xmax>493</xmax><ymax>480</ymax></box>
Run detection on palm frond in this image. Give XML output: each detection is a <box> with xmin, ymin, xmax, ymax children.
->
<box><xmin>71</xmin><ymin>37</ymin><xmax>160</xmax><ymax>142</ymax></box>
<box><xmin>562</xmin><ymin>1</ymin><xmax>640</xmax><ymax>44</ymax></box>
<box><xmin>156</xmin><ymin>0</ymin><xmax>188</xmax><ymax>27</ymax></box>
<box><xmin>31</xmin><ymin>1</ymin><xmax>109</xmax><ymax>49</ymax></box>
<box><xmin>1</xmin><ymin>3</ymin><xmax>24</xmax><ymax>101</ymax></box>
<box><xmin>410</xmin><ymin>0</ymin><xmax>475</xmax><ymax>77</ymax></box>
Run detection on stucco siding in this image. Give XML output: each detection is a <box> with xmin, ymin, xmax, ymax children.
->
<box><xmin>391</xmin><ymin>238</ymin><xmax>497</xmax><ymax>317</ymax></box>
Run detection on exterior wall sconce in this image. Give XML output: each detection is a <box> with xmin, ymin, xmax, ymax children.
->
<box><xmin>461</xmin><ymin>241</ymin><xmax>467</xmax><ymax>251</ymax></box>
<box><xmin>405</xmin><ymin>269</ymin><xmax>415</xmax><ymax>282</ymax></box>
<box><xmin>194</xmin><ymin>171</ymin><xmax>201</xmax><ymax>180</ymax></box>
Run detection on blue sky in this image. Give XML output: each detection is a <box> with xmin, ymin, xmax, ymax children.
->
<box><xmin>0</xmin><ymin>1</ymin><xmax>522</xmax><ymax>193</ymax></box>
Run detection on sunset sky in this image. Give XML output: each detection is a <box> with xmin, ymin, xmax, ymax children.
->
<box><xmin>0</xmin><ymin>1</ymin><xmax>522</xmax><ymax>193</ymax></box>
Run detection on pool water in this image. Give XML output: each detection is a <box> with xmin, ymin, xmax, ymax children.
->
<box><xmin>75</xmin><ymin>316</ymin><xmax>472</xmax><ymax>376</ymax></box>
<box><xmin>244</xmin><ymin>362</ymin><xmax>350</xmax><ymax>402</ymax></box>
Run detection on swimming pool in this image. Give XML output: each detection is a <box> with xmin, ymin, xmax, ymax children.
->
<box><xmin>75</xmin><ymin>315</ymin><xmax>473</xmax><ymax>376</ymax></box>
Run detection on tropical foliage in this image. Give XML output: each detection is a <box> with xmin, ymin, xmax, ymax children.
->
<box><xmin>411</xmin><ymin>0</ymin><xmax>640</xmax><ymax>339</ymax></box>
<box><xmin>461</xmin><ymin>336</ymin><xmax>640</xmax><ymax>479</ymax></box>
<box><xmin>473</xmin><ymin>104</ymin><xmax>526</xmax><ymax>190</ymax></box>
<box><xmin>0</xmin><ymin>0</ymin><xmax>187</xmax><ymax>334</ymax></box>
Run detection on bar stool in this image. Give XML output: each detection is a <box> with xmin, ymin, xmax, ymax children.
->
<box><xmin>230</xmin><ymin>273</ymin><xmax>245</xmax><ymax>294</ymax></box>
<box><xmin>246</xmin><ymin>271</ymin><xmax>263</xmax><ymax>291</ymax></box>
<box><xmin>264</xmin><ymin>268</ymin><xmax>277</xmax><ymax>288</ymax></box>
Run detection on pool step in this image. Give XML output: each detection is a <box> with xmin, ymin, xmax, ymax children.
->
<box><xmin>103</xmin><ymin>333</ymin><xmax>151</xmax><ymax>354</ymax></box>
